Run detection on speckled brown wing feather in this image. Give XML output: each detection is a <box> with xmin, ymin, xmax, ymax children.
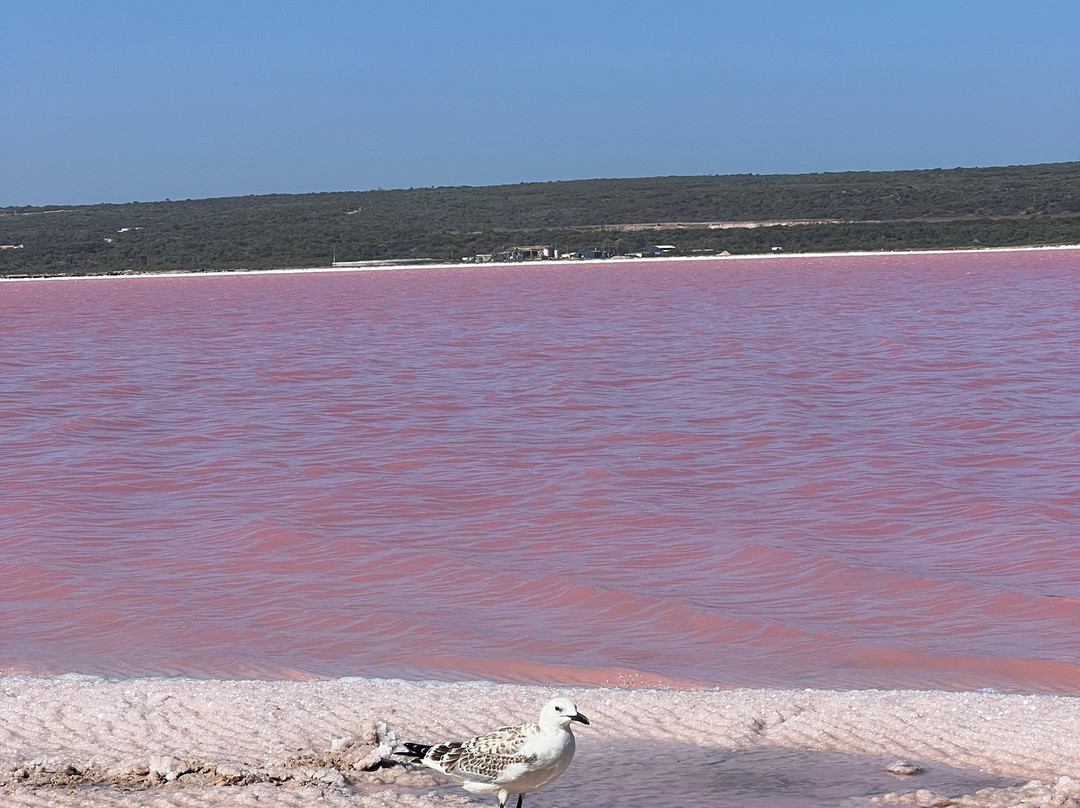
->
<box><xmin>435</xmin><ymin>723</ymin><xmax>539</xmax><ymax>782</ymax></box>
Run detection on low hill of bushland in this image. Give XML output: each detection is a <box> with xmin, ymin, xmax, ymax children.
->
<box><xmin>2</xmin><ymin>162</ymin><xmax>1078</xmax><ymax>276</ymax></box>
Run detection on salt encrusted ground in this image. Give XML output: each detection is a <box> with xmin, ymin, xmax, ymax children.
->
<box><xmin>1</xmin><ymin>677</ymin><xmax>1077</xmax><ymax>807</ymax></box>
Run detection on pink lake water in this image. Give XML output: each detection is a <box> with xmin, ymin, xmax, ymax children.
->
<box><xmin>3</xmin><ymin>249</ymin><xmax>1080</xmax><ymax>693</ymax></box>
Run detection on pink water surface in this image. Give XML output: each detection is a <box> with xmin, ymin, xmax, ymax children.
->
<box><xmin>3</xmin><ymin>250</ymin><xmax>1080</xmax><ymax>693</ymax></box>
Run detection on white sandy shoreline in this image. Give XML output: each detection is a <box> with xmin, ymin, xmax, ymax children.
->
<box><xmin>2</xmin><ymin>676</ymin><xmax>1079</xmax><ymax>807</ymax></box>
<box><xmin>3</xmin><ymin>243</ymin><xmax>1079</xmax><ymax>283</ymax></box>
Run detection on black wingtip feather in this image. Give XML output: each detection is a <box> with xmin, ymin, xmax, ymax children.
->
<box><xmin>396</xmin><ymin>742</ymin><xmax>433</xmax><ymax>759</ymax></box>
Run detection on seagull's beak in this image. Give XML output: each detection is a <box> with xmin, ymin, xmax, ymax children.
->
<box><xmin>571</xmin><ymin>712</ymin><xmax>590</xmax><ymax>725</ymax></box>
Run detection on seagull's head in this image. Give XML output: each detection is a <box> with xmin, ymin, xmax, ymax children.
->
<box><xmin>540</xmin><ymin>697</ymin><xmax>590</xmax><ymax>729</ymax></box>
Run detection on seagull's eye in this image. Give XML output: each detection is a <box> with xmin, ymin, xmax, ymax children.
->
<box><xmin>554</xmin><ymin>705</ymin><xmax>563</xmax><ymax>712</ymax></box>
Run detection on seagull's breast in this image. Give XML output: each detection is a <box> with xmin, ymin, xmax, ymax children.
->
<box><xmin>496</xmin><ymin>728</ymin><xmax>575</xmax><ymax>790</ymax></box>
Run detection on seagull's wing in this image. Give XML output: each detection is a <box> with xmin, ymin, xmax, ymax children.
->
<box><xmin>431</xmin><ymin>724</ymin><xmax>538</xmax><ymax>783</ymax></box>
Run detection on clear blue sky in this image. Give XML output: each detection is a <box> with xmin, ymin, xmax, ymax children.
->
<box><xmin>4</xmin><ymin>0</ymin><xmax>1078</xmax><ymax>206</ymax></box>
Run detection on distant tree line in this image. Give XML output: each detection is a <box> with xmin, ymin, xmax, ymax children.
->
<box><xmin>2</xmin><ymin>162</ymin><xmax>1079</xmax><ymax>276</ymax></box>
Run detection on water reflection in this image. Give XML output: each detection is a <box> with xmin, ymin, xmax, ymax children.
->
<box><xmin>432</xmin><ymin>741</ymin><xmax>1019</xmax><ymax>808</ymax></box>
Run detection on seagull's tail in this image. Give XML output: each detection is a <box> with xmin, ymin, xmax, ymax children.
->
<box><xmin>396</xmin><ymin>741</ymin><xmax>465</xmax><ymax>776</ymax></box>
<box><xmin>396</xmin><ymin>742</ymin><xmax>434</xmax><ymax>760</ymax></box>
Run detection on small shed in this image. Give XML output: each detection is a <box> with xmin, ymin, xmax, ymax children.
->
<box><xmin>642</xmin><ymin>244</ymin><xmax>677</xmax><ymax>256</ymax></box>
<box><xmin>512</xmin><ymin>245</ymin><xmax>558</xmax><ymax>261</ymax></box>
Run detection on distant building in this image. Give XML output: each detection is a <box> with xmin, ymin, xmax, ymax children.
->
<box><xmin>511</xmin><ymin>245</ymin><xmax>558</xmax><ymax>261</ymax></box>
<box><xmin>642</xmin><ymin>244</ymin><xmax>677</xmax><ymax>256</ymax></box>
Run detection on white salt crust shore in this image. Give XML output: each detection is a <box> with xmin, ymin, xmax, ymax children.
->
<box><xmin>1</xmin><ymin>677</ymin><xmax>1078</xmax><ymax>807</ymax></box>
<box><xmin>2</xmin><ymin>243</ymin><xmax>1079</xmax><ymax>283</ymax></box>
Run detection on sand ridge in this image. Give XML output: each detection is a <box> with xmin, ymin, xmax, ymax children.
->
<box><xmin>3</xmin><ymin>243</ymin><xmax>1078</xmax><ymax>283</ymax></box>
<box><xmin>1</xmin><ymin>677</ymin><xmax>1078</xmax><ymax>806</ymax></box>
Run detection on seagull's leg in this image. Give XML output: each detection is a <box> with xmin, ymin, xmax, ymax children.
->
<box><xmin>515</xmin><ymin>795</ymin><xmax>523</xmax><ymax>808</ymax></box>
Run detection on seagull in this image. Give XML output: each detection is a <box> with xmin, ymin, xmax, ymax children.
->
<box><xmin>397</xmin><ymin>697</ymin><xmax>589</xmax><ymax>808</ymax></box>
